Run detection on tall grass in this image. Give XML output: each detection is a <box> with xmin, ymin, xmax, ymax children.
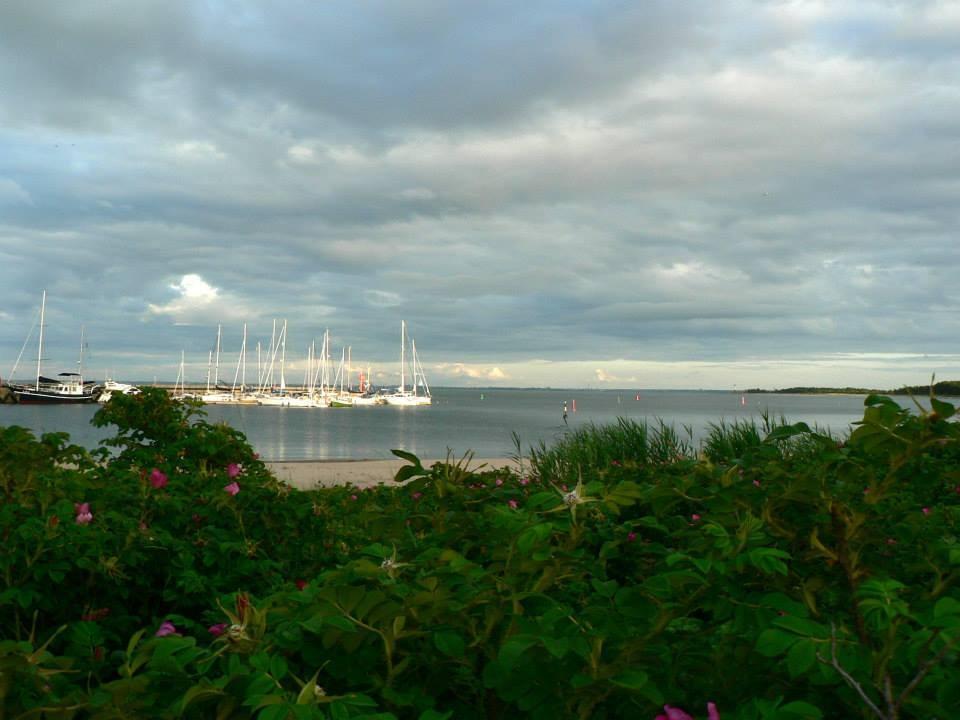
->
<box><xmin>524</xmin><ymin>417</ymin><xmax>694</xmax><ymax>484</ymax></box>
<box><xmin>522</xmin><ymin>411</ymin><xmax>843</xmax><ymax>483</ymax></box>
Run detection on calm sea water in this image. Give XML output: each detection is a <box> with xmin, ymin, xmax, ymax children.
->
<box><xmin>0</xmin><ymin>389</ymin><xmax>916</xmax><ymax>461</ymax></box>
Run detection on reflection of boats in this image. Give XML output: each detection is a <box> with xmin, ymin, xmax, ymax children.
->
<box><xmin>384</xmin><ymin>321</ymin><xmax>431</xmax><ymax>406</ymax></box>
<box><xmin>8</xmin><ymin>291</ymin><xmax>102</xmax><ymax>404</ymax></box>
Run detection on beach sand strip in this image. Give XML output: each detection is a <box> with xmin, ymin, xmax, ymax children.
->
<box><xmin>266</xmin><ymin>457</ymin><xmax>520</xmax><ymax>490</ymax></box>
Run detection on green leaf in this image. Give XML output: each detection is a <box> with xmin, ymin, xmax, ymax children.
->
<box><xmin>434</xmin><ymin>631</ymin><xmax>465</xmax><ymax>658</ymax></box>
<box><xmin>391</xmin><ymin>448</ymin><xmax>422</xmax><ymax>465</ymax></box>
<box><xmin>930</xmin><ymin>396</ymin><xmax>955</xmax><ymax>420</ymax></box>
<box><xmin>418</xmin><ymin>711</ymin><xmax>453</xmax><ymax>720</ymax></box>
<box><xmin>590</xmin><ymin>579</ymin><xmax>618</xmax><ymax>598</ymax></box>
<box><xmin>934</xmin><ymin>597</ymin><xmax>960</xmax><ymax>619</ymax></box>
<box><xmin>755</xmin><ymin>629</ymin><xmax>798</xmax><ymax>657</ymax></box>
<box><xmin>324</xmin><ymin>616</ymin><xmax>358</xmax><ymax>633</ymax></box>
<box><xmin>772</xmin><ymin>615</ymin><xmax>828</xmax><ymax>639</ymax></box>
<box><xmin>778</xmin><ymin>700</ymin><xmax>823</xmax><ymax>719</ymax></box>
<box><xmin>610</xmin><ymin>669</ymin><xmax>649</xmax><ymax>690</ymax></box>
<box><xmin>269</xmin><ymin>655</ymin><xmax>288</xmax><ymax>680</ymax></box>
<box><xmin>786</xmin><ymin>640</ymin><xmax>816</xmax><ymax>677</ymax></box>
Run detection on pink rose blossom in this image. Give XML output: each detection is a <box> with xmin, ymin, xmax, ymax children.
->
<box><xmin>74</xmin><ymin>502</ymin><xmax>93</xmax><ymax>525</ymax></box>
<box><xmin>227</xmin><ymin>463</ymin><xmax>241</xmax><ymax>479</ymax></box>
<box><xmin>752</xmin><ymin>479</ymin><xmax>761</xmax><ymax>488</ymax></box>
<box><xmin>654</xmin><ymin>703</ymin><xmax>719</xmax><ymax>720</ymax></box>
<box><xmin>208</xmin><ymin>623</ymin><xmax>227</xmax><ymax>636</ymax></box>
<box><xmin>519</xmin><ymin>477</ymin><xmax>530</xmax><ymax>486</ymax></box>
<box><xmin>508</xmin><ymin>499</ymin><xmax>519</xmax><ymax>509</ymax></box>
<box><xmin>224</xmin><ymin>481</ymin><xmax>240</xmax><ymax>496</ymax></box>
<box><xmin>922</xmin><ymin>507</ymin><xmax>931</xmax><ymax>515</ymax></box>
<box><xmin>627</xmin><ymin>531</ymin><xmax>637</xmax><ymax>542</ymax></box>
<box><xmin>350</xmin><ymin>494</ymin><xmax>358</xmax><ymax>501</ymax></box>
<box><xmin>155</xmin><ymin>621</ymin><xmax>178</xmax><ymax>637</ymax></box>
<box><xmin>149</xmin><ymin>468</ymin><xmax>168</xmax><ymax>489</ymax></box>
<box><xmin>495</xmin><ymin>478</ymin><xmax>504</xmax><ymax>487</ymax></box>
<box><xmin>691</xmin><ymin>514</ymin><xmax>702</xmax><ymax>522</ymax></box>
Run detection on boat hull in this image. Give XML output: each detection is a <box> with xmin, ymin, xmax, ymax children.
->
<box><xmin>13</xmin><ymin>388</ymin><xmax>100</xmax><ymax>404</ymax></box>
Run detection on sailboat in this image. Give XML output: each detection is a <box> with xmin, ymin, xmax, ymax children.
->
<box><xmin>384</xmin><ymin>320</ymin><xmax>431</xmax><ymax>406</ymax></box>
<box><xmin>8</xmin><ymin>291</ymin><xmax>102</xmax><ymax>404</ymax></box>
<box><xmin>201</xmin><ymin>324</ymin><xmax>234</xmax><ymax>404</ymax></box>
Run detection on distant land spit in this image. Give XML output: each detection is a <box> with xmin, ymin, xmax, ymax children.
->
<box><xmin>744</xmin><ymin>380</ymin><xmax>960</xmax><ymax>397</ymax></box>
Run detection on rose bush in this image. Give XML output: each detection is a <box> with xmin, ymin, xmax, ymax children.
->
<box><xmin>0</xmin><ymin>389</ymin><xmax>957</xmax><ymax>718</ymax></box>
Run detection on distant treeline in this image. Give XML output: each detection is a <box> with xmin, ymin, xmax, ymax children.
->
<box><xmin>745</xmin><ymin>380</ymin><xmax>960</xmax><ymax>397</ymax></box>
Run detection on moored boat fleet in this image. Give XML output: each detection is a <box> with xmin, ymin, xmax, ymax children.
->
<box><xmin>2</xmin><ymin>293</ymin><xmax>431</xmax><ymax>407</ymax></box>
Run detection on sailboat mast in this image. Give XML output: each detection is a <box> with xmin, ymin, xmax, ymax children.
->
<box><xmin>78</xmin><ymin>324</ymin><xmax>85</xmax><ymax>383</ymax></box>
<box><xmin>36</xmin><ymin>290</ymin><xmax>46</xmax><ymax>390</ymax></box>
<box><xmin>214</xmin><ymin>324</ymin><xmax>222</xmax><ymax>387</ymax></box>
<box><xmin>279</xmin><ymin>320</ymin><xmax>287</xmax><ymax>393</ymax></box>
<box><xmin>241</xmin><ymin>323</ymin><xmax>247</xmax><ymax>392</ymax></box>
<box><xmin>400</xmin><ymin>320</ymin><xmax>406</xmax><ymax>393</ymax></box>
<box><xmin>411</xmin><ymin>338</ymin><xmax>418</xmax><ymax>396</ymax></box>
<box><xmin>206</xmin><ymin>351</ymin><xmax>213</xmax><ymax>392</ymax></box>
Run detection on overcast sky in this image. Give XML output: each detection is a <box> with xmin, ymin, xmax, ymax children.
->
<box><xmin>1</xmin><ymin>0</ymin><xmax>958</xmax><ymax>389</ymax></box>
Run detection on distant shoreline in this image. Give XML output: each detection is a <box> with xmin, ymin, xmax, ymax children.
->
<box><xmin>744</xmin><ymin>380</ymin><xmax>960</xmax><ymax>397</ymax></box>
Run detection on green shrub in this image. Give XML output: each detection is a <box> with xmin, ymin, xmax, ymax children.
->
<box><xmin>0</xmin><ymin>391</ymin><xmax>957</xmax><ymax>718</ymax></box>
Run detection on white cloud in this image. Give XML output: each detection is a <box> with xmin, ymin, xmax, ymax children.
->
<box><xmin>147</xmin><ymin>274</ymin><xmax>251</xmax><ymax>324</ymax></box>
<box><xmin>171</xmin><ymin>141</ymin><xmax>225</xmax><ymax>161</ymax></box>
<box><xmin>436</xmin><ymin>363</ymin><xmax>510</xmax><ymax>381</ymax></box>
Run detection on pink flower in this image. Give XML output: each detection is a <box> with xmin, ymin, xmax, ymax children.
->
<box><xmin>227</xmin><ymin>463</ymin><xmax>241</xmax><ymax>479</ymax></box>
<box><xmin>922</xmin><ymin>507</ymin><xmax>931</xmax><ymax>515</ymax></box>
<box><xmin>412</xmin><ymin>492</ymin><xmax>423</xmax><ymax>500</ymax></box>
<box><xmin>752</xmin><ymin>479</ymin><xmax>761</xmax><ymax>488</ymax></box>
<box><xmin>691</xmin><ymin>514</ymin><xmax>701</xmax><ymax>522</ymax></box>
<box><xmin>350</xmin><ymin>494</ymin><xmax>358</xmax><ymax>501</ymax></box>
<box><xmin>208</xmin><ymin>623</ymin><xmax>227</xmax><ymax>636</ymax></box>
<box><xmin>612</xmin><ymin>460</ymin><xmax>621</xmax><ymax>467</ymax></box>
<box><xmin>149</xmin><ymin>468</ymin><xmax>168</xmax><ymax>489</ymax></box>
<box><xmin>627</xmin><ymin>531</ymin><xmax>637</xmax><ymax>543</ymax></box>
<box><xmin>654</xmin><ymin>703</ymin><xmax>719</xmax><ymax>720</ymax></box>
<box><xmin>74</xmin><ymin>502</ymin><xmax>93</xmax><ymax>525</ymax></box>
<box><xmin>155</xmin><ymin>621</ymin><xmax>178</xmax><ymax>637</ymax></box>
<box><xmin>223</xmin><ymin>481</ymin><xmax>240</xmax><ymax>496</ymax></box>
<box><xmin>519</xmin><ymin>477</ymin><xmax>530</xmax><ymax>486</ymax></box>
<box><xmin>495</xmin><ymin>478</ymin><xmax>504</xmax><ymax>487</ymax></box>
<box><xmin>295</xmin><ymin>579</ymin><xmax>308</xmax><ymax>591</ymax></box>
<box><xmin>508</xmin><ymin>499</ymin><xmax>519</xmax><ymax>509</ymax></box>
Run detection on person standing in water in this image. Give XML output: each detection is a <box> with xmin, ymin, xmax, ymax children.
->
<box><xmin>563</xmin><ymin>401</ymin><xmax>568</xmax><ymax>425</ymax></box>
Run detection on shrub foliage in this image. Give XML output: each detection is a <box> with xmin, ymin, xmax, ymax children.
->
<box><xmin>0</xmin><ymin>388</ymin><xmax>958</xmax><ymax>719</ymax></box>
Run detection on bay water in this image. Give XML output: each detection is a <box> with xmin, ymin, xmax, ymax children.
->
<box><xmin>0</xmin><ymin>388</ymin><xmax>913</xmax><ymax>461</ymax></box>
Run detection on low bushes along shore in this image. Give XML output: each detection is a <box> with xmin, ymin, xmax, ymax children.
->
<box><xmin>1</xmin><ymin>388</ymin><xmax>957</xmax><ymax>718</ymax></box>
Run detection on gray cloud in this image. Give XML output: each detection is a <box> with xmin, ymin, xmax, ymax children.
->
<box><xmin>1</xmin><ymin>1</ymin><xmax>959</xmax><ymax>388</ymax></box>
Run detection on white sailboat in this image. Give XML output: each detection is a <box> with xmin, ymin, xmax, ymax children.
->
<box><xmin>201</xmin><ymin>324</ymin><xmax>234</xmax><ymax>403</ymax></box>
<box><xmin>384</xmin><ymin>320</ymin><xmax>431</xmax><ymax>406</ymax></box>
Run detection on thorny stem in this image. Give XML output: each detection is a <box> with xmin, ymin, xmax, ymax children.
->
<box><xmin>818</xmin><ymin>622</ymin><xmax>959</xmax><ymax>720</ymax></box>
<box><xmin>895</xmin><ymin>632</ymin><xmax>958</xmax><ymax>714</ymax></box>
<box><xmin>817</xmin><ymin>623</ymin><xmax>886</xmax><ymax>720</ymax></box>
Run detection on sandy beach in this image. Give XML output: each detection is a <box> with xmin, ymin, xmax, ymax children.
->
<box><xmin>266</xmin><ymin>457</ymin><xmax>520</xmax><ymax>490</ymax></box>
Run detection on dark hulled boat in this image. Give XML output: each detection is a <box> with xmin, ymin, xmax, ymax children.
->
<box><xmin>10</xmin><ymin>373</ymin><xmax>101</xmax><ymax>404</ymax></box>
